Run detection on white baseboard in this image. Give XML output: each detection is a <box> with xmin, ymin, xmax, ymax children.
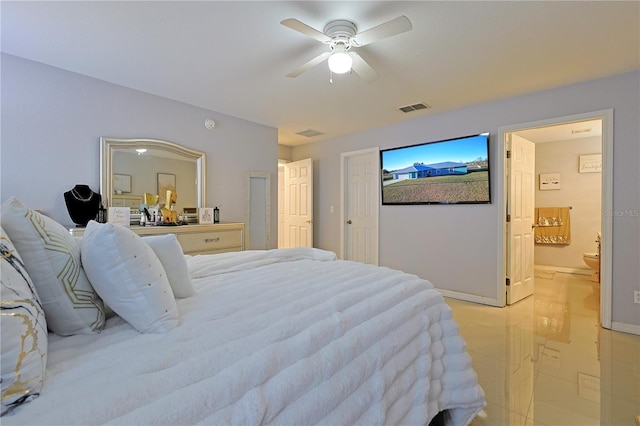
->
<box><xmin>535</xmin><ymin>264</ymin><xmax>591</xmax><ymax>276</ymax></box>
<box><xmin>611</xmin><ymin>321</ymin><xmax>640</xmax><ymax>336</ymax></box>
<box><xmin>437</xmin><ymin>289</ymin><xmax>502</xmax><ymax>307</ymax></box>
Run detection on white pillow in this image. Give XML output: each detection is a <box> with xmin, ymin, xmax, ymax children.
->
<box><xmin>1</xmin><ymin>227</ymin><xmax>48</xmax><ymax>416</ymax></box>
<box><xmin>81</xmin><ymin>221</ymin><xmax>179</xmax><ymax>333</ymax></box>
<box><xmin>0</xmin><ymin>197</ymin><xmax>105</xmax><ymax>336</ymax></box>
<box><xmin>143</xmin><ymin>234</ymin><xmax>195</xmax><ymax>298</ymax></box>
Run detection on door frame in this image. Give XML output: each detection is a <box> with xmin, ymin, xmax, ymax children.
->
<box><xmin>496</xmin><ymin>109</ymin><xmax>613</xmax><ymax>329</ymax></box>
<box><xmin>340</xmin><ymin>147</ymin><xmax>380</xmax><ymax>262</ymax></box>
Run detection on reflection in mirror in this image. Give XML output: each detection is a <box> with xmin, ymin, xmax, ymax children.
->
<box><xmin>100</xmin><ymin>137</ymin><xmax>206</xmax><ymax>218</ymax></box>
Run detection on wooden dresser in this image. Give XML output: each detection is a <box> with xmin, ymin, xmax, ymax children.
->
<box><xmin>70</xmin><ymin>222</ymin><xmax>245</xmax><ymax>255</ymax></box>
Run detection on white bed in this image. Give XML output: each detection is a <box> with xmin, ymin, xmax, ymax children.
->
<box><xmin>3</xmin><ymin>247</ymin><xmax>485</xmax><ymax>425</ymax></box>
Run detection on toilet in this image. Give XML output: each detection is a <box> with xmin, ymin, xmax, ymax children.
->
<box><xmin>583</xmin><ymin>233</ymin><xmax>601</xmax><ymax>283</ymax></box>
<box><xmin>583</xmin><ymin>253</ymin><xmax>600</xmax><ymax>282</ymax></box>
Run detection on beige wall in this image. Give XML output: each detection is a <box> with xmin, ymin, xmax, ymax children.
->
<box><xmin>278</xmin><ymin>144</ymin><xmax>292</xmax><ymax>162</ymax></box>
<box><xmin>534</xmin><ymin>136</ymin><xmax>602</xmax><ymax>270</ymax></box>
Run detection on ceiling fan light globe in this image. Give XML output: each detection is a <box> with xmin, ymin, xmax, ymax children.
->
<box><xmin>328</xmin><ymin>52</ymin><xmax>353</xmax><ymax>74</ymax></box>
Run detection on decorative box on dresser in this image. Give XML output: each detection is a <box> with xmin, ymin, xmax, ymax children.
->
<box><xmin>111</xmin><ymin>195</ymin><xmax>143</xmax><ymax>209</ymax></box>
<box><xmin>70</xmin><ymin>222</ymin><xmax>245</xmax><ymax>255</ymax></box>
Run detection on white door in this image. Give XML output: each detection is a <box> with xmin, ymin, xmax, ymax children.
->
<box><xmin>283</xmin><ymin>158</ymin><xmax>313</xmax><ymax>248</ymax></box>
<box><xmin>342</xmin><ymin>149</ymin><xmax>379</xmax><ymax>264</ymax></box>
<box><xmin>506</xmin><ymin>134</ymin><xmax>536</xmax><ymax>304</ymax></box>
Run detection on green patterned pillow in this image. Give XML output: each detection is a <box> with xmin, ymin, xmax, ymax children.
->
<box><xmin>1</xmin><ymin>227</ymin><xmax>48</xmax><ymax>416</ymax></box>
<box><xmin>1</xmin><ymin>197</ymin><xmax>104</xmax><ymax>336</ymax></box>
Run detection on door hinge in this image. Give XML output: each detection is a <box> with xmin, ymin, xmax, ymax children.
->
<box><xmin>506</xmin><ymin>150</ymin><xmax>511</xmax><ymax>159</ymax></box>
<box><xmin>506</xmin><ymin>278</ymin><xmax>511</xmax><ymax>286</ymax></box>
<box><xmin>506</xmin><ymin>214</ymin><xmax>511</xmax><ymax>223</ymax></box>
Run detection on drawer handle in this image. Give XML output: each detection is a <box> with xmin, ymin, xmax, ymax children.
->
<box><xmin>204</xmin><ymin>237</ymin><xmax>220</xmax><ymax>243</ymax></box>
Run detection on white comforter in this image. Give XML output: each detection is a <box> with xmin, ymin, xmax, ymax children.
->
<box><xmin>5</xmin><ymin>248</ymin><xmax>485</xmax><ymax>425</ymax></box>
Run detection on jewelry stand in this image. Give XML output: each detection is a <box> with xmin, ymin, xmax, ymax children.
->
<box><xmin>64</xmin><ymin>184</ymin><xmax>101</xmax><ymax>227</ymax></box>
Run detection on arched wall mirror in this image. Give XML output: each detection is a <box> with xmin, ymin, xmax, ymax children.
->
<box><xmin>100</xmin><ymin>137</ymin><xmax>206</xmax><ymax>215</ymax></box>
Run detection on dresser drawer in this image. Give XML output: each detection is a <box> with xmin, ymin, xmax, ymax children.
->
<box><xmin>70</xmin><ymin>222</ymin><xmax>245</xmax><ymax>255</ymax></box>
<box><xmin>177</xmin><ymin>229</ymin><xmax>243</xmax><ymax>254</ymax></box>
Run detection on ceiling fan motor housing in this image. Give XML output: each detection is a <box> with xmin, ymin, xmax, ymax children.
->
<box><xmin>324</xmin><ymin>20</ymin><xmax>357</xmax><ymax>47</ymax></box>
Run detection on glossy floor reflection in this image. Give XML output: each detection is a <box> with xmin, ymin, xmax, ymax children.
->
<box><xmin>445</xmin><ymin>272</ymin><xmax>640</xmax><ymax>425</ymax></box>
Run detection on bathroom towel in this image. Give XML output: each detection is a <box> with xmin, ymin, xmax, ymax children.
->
<box><xmin>535</xmin><ymin>207</ymin><xmax>571</xmax><ymax>244</ymax></box>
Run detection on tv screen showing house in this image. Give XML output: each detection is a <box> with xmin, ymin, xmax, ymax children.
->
<box><xmin>380</xmin><ymin>133</ymin><xmax>491</xmax><ymax>205</ymax></box>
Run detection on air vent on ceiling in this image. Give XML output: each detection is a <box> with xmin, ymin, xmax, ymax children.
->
<box><xmin>399</xmin><ymin>102</ymin><xmax>430</xmax><ymax>113</ymax></box>
<box><xmin>296</xmin><ymin>129</ymin><xmax>324</xmax><ymax>138</ymax></box>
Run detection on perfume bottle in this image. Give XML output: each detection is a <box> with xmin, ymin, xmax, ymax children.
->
<box><xmin>214</xmin><ymin>206</ymin><xmax>220</xmax><ymax>223</ymax></box>
<box><xmin>97</xmin><ymin>202</ymin><xmax>107</xmax><ymax>223</ymax></box>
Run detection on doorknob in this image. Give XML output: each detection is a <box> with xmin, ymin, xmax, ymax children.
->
<box><xmin>306</xmin><ymin>219</ymin><xmax>314</xmax><ymax>224</ymax></box>
<box><xmin>531</xmin><ymin>224</ymin><xmax>538</xmax><ymax>230</ymax></box>
<box><xmin>347</xmin><ymin>220</ymin><xmax>352</xmax><ymax>224</ymax></box>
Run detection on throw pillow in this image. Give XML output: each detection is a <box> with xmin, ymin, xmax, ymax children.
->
<box><xmin>81</xmin><ymin>221</ymin><xmax>179</xmax><ymax>333</ymax></box>
<box><xmin>143</xmin><ymin>234</ymin><xmax>195</xmax><ymax>298</ymax></box>
<box><xmin>0</xmin><ymin>227</ymin><xmax>48</xmax><ymax>416</ymax></box>
<box><xmin>0</xmin><ymin>197</ymin><xmax>105</xmax><ymax>336</ymax></box>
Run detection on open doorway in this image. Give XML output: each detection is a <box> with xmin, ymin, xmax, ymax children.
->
<box><xmin>520</xmin><ymin>120</ymin><xmax>603</xmax><ymax>277</ymax></box>
<box><xmin>277</xmin><ymin>162</ymin><xmax>287</xmax><ymax>248</ymax></box>
<box><xmin>499</xmin><ymin>109</ymin><xmax>613</xmax><ymax>329</ymax></box>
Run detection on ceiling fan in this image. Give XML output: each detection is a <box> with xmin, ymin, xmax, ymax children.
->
<box><xmin>280</xmin><ymin>15</ymin><xmax>412</xmax><ymax>82</ymax></box>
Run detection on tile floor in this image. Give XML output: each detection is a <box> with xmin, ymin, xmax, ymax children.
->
<box><xmin>445</xmin><ymin>271</ymin><xmax>640</xmax><ymax>425</ymax></box>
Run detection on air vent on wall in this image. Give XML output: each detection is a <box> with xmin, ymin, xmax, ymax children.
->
<box><xmin>399</xmin><ymin>102</ymin><xmax>430</xmax><ymax>113</ymax></box>
<box><xmin>296</xmin><ymin>129</ymin><xmax>324</xmax><ymax>138</ymax></box>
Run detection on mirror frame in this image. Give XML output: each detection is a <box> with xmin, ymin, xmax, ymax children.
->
<box><xmin>100</xmin><ymin>137</ymin><xmax>206</xmax><ymax>208</ymax></box>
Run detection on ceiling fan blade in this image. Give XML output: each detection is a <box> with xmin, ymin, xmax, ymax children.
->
<box><xmin>281</xmin><ymin>19</ymin><xmax>332</xmax><ymax>43</ymax></box>
<box><xmin>286</xmin><ymin>51</ymin><xmax>331</xmax><ymax>78</ymax></box>
<box><xmin>353</xmin><ymin>15</ymin><xmax>412</xmax><ymax>46</ymax></box>
<box><xmin>350</xmin><ymin>51</ymin><xmax>378</xmax><ymax>82</ymax></box>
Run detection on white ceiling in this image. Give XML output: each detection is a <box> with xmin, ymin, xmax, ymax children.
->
<box><xmin>2</xmin><ymin>1</ymin><xmax>638</xmax><ymax>146</ymax></box>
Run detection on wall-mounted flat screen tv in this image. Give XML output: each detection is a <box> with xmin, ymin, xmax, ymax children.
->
<box><xmin>381</xmin><ymin>133</ymin><xmax>491</xmax><ymax>205</ymax></box>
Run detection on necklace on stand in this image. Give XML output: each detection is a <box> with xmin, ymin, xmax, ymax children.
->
<box><xmin>71</xmin><ymin>188</ymin><xmax>94</xmax><ymax>202</ymax></box>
